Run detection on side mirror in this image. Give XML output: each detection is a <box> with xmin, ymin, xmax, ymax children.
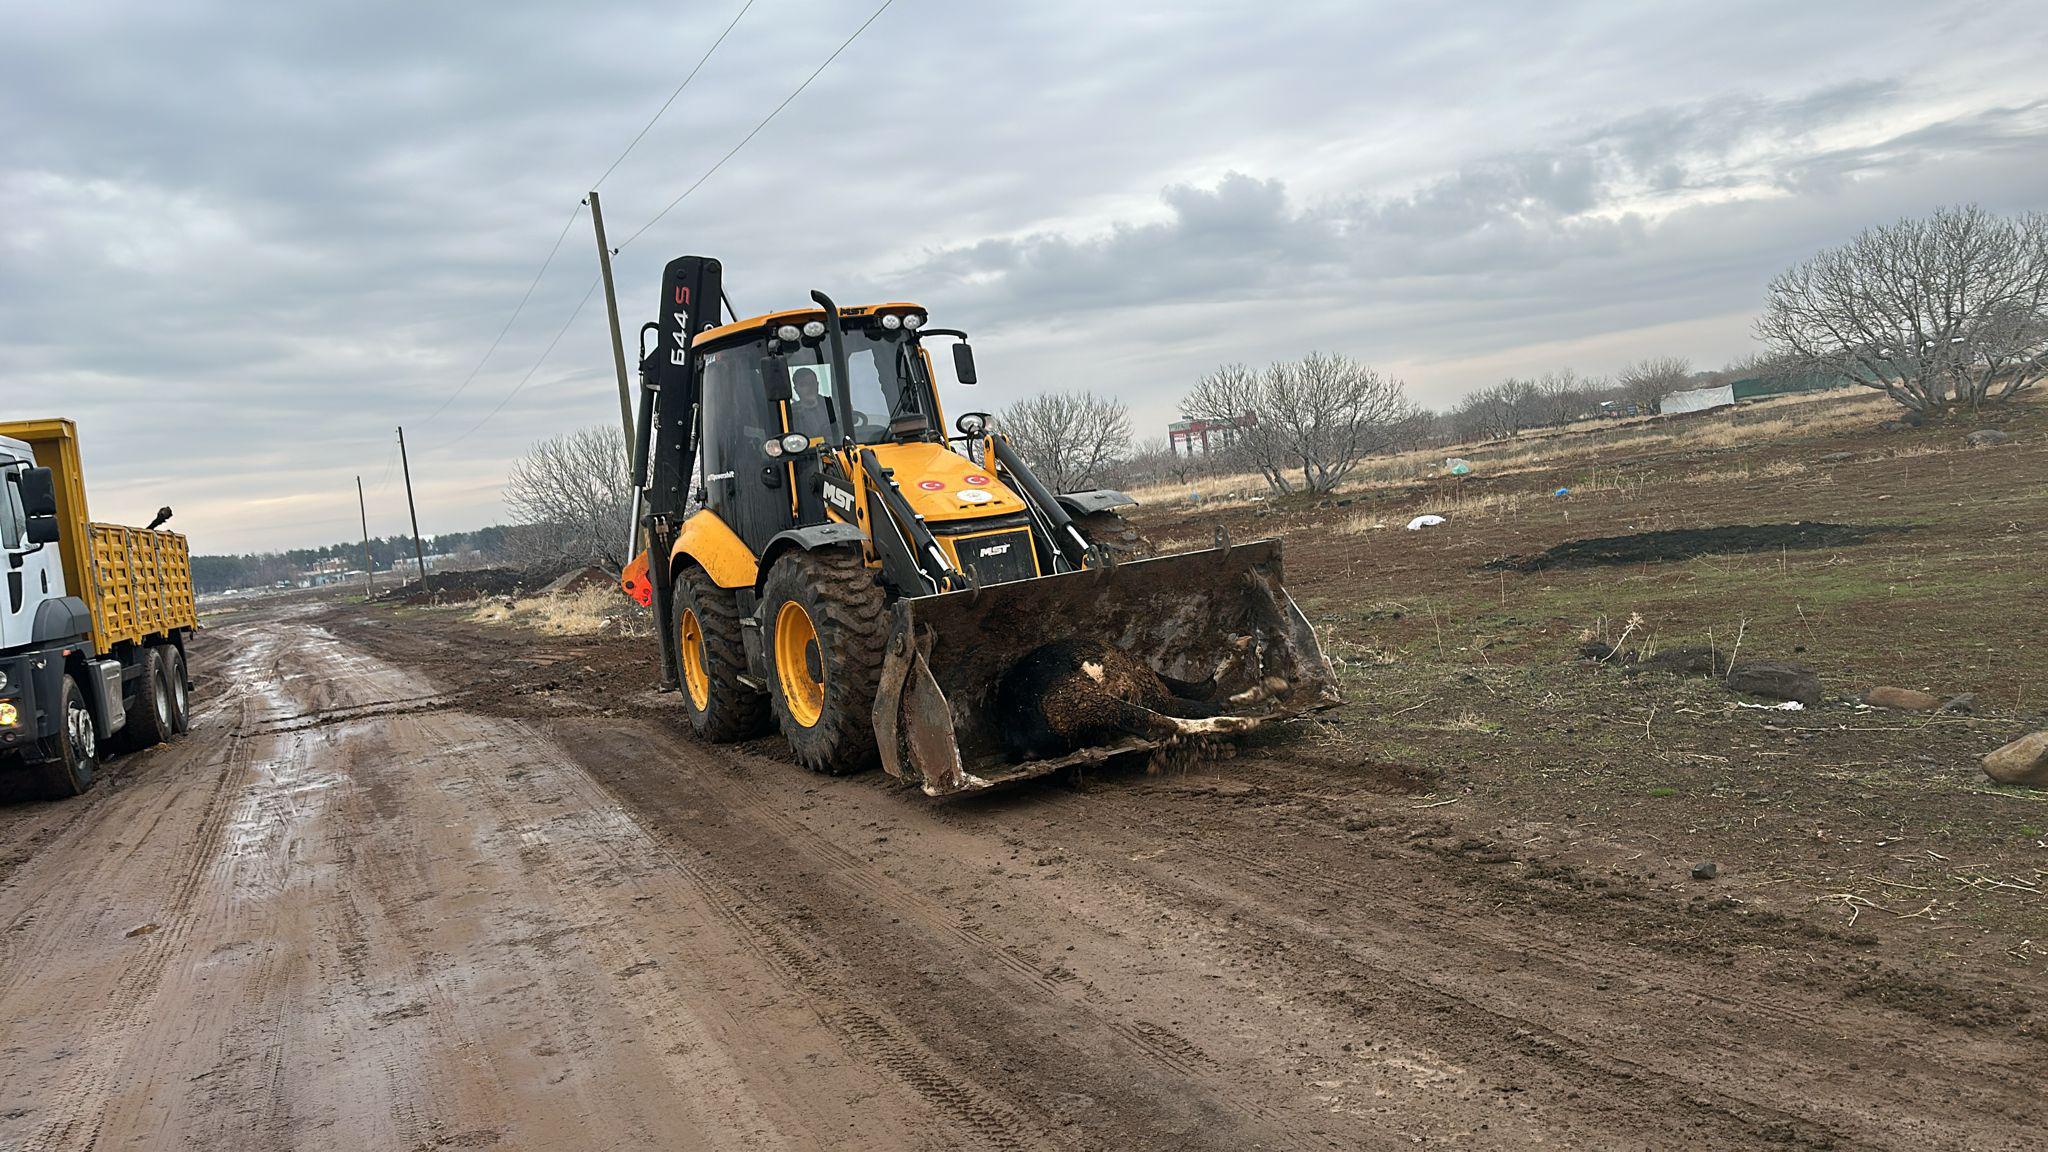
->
<box><xmin>26</xmin><ymin>515</ymin><xmax>59</xmax><ymax>546</ymax></box>
<box><xmin>761</xmin><ymin>353</ymin><xmax>791</xmax><ymax>401</ymax></box>
<box><xmin>18</xmin><ymin>467</ymin><xmax>57</xmax><ymax>518</ymax></box>
<box><xmin>952</xmin><ymin>342</ymin><xmax>978</xmax><ymax>386</ymax></box>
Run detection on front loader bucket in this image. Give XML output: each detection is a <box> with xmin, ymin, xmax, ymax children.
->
<box><xmin>873</xmin><ymin>537</ymin><xmax>1339</xmax><ymax>797</ymax></box>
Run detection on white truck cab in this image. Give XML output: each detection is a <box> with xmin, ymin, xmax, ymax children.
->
<box><xmin>1</xmin><ymin>434</ymin><xmax>70</xmax><ymax>655</ymax></box>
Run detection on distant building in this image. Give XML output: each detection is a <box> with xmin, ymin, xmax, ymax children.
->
<box><xmin>1168</xmin><ymin>412</ymin><xmax>1256</xmax><ymax>455</ymax></box>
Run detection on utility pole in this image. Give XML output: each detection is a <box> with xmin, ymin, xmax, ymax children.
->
<box><xmin>356</xmin><ymin>475</ymin><xmax>374</xmax><ymax>601</ymax></box>
<box><xmin>588</xmin><ymin>190</ymin><xmax>635</xmax><ymax>449</ymax></box>
<box><xmin>396</xmin><ymin>426</ymin><xmax>431</xmax><ymax>595</ymax></box>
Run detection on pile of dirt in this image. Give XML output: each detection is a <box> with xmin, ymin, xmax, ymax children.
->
<box><xmin>374</xmin><ymin>567</ymin><xmax>528</xmax><ymax>605</ymax></box>
<box><xmin>1488</xmin><ymin>522</ymin><xmax>1904</xmax><ymax>572</ymax></box>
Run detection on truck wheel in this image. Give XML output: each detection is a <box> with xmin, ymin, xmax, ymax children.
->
<box><xmin>118</xmin><ymin>646</ymin><xmax>174</xmax><ymax>751</ymax></box>
<box><xmin>761</xmin><ymin>549</ymin><xmax>888</xmax><ymax>776</ymax></box>
<box><xmin>672</xmin><ymin>567</ymin><xmax>769</xmax><ymax>742</ymax></box>
<box><xmin>1075</xmin><ymin>510</ymin><xmax>1152</xmax><ymax>562</ymax></box>
<box><xmin>163</xmin><ymin>647</ymin><xmax>191</xmax><ymax>734</ymax></box>
<box><xmin>34</xmin><ymin>675</ymin><xmax>98</xmax><ymax>799</ymax></box>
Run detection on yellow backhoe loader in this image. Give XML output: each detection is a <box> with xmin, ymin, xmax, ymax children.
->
<box><xmin>620</xmin><ymin>256</ymin><xmax>1336</xmax><ymax>796</ymax></box>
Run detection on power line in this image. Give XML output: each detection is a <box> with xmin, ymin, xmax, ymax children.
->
<box><xmin>421</xmin><ymin>201</ymin><xmax>585</xmax><ymax>422</ymax></box>
<box><xmin>445</xmin><ymin>1</ymin><xmax>897</xmax><ymax>445</ymax></box>
<box><xmin>591</xmin><ymin>0</ymin><xmax>758</xmax><ymax>192</ymax></box>
<box><xmin>618</xmin><ymin>0</ymin><xmax>899</xmax><ymax>251</ymax></box>
<box><xmin>439</xmin><ymin>275</ymin><xmax>604</xmax><ymax>450</ymax></box>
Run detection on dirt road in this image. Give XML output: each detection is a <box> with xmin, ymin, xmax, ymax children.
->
<box><xmin>1</xmin><ymin>603</ymin><xmax>2040</xmax><ymax>1151</ymax></box>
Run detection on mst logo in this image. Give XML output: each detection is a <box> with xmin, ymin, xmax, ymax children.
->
<box><xmin>822</xmin><ymin>482</ymin><xmax>857</xmax><ymax>513</ymax></box>
<box><xmin>977</xmin><ymin>542</ymin><xmax>1012</xmax><ymax>558</ymax></box>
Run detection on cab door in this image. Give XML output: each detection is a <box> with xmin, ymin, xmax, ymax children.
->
<box><xmin>697</xmin><ymin>344</ymin><xmax>796</xmax><ymax>554</ymax></box>
<box><xmin>1</xmin><ymin>459</ymin><xmax>45</xmax><ymax>649</ymax></box>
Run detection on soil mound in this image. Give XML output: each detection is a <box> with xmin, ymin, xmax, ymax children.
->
<box><xmin>1489</xmin><ymin>522</ymin><xmax>1903</xmax><ymax>573</ymax></box>
<box><xmin>374</xmin><ymin>567</ymin><xmax>527</xmax><ymax>604</ymax></box>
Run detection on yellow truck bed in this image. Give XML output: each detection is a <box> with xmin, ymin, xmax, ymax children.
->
<box><xmin>1</xmin><ymin>418</ymin><xmax>196</xmax><ymax>654</ymax></box>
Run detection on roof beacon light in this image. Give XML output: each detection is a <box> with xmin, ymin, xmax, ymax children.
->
<box><xmin>802</xmin><ymin>319</ymin><xmax>827</xmax><ymax>339</ymax></box>
<box><xmin>776</xmin><ymin>324</ymin><xmax>801</xmax><ymax>343</ymax></box>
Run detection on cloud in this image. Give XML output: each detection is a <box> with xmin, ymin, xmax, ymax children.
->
<box><xmin>2</xmin><ymin>0</ymin><xmax>2045</xmax><ymax>551</ymax></box>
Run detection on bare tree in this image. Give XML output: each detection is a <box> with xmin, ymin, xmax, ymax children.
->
<box><xmin>1616</xmin><ymin>356</ymin><xmax>1693</xmax><ymax>414</ymax></box>
<box><xmin>1536</xmin><ymin>369</ymin><xmax>1591</xmax><ymax>426</ymax></box>
<box><xmin>503</xmin><ymin>425</ymin><xmax>633</xmax><ymax>574</ymax></box>
<box><xmin>1757</xmin><ymin>204</ymin><xmax>2048</xmax><ymax>414</ymax></box>
<box><xmin>996</xmin><ymin>390</ymin><xmax>1133</xmax><ymax>493</ymax></box>
<box><xmin>1182</xmin><ymin>352</ymin><xmax>1410</xmax><ymax>495</ymax></box>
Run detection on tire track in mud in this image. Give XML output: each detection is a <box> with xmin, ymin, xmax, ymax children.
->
<box><xmin>553</xmin><ymin>720</ymin><xmax>1329</xmax><ymax>1151</ymax></box>
<box><xmin>17</xmin><ymin>685</ymin><xmax>263</xmax><ymax>1152</ymax></box>
<box><xmin>1016</xmin><ymin>779</ymin><xmax>2042</xmax><ymax>1151</ymax></box>
<box><xmin>470</xmin><ymin>716</ymin><xmax>1054</xmax><ymax>1152</ymax></box>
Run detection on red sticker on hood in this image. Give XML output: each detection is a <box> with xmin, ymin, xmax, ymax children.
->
<box><xmin>917</xmin><ymin>480</ymin><xmax>945</xmax><ymax>490</ymax></box>
<box><xmin>964</xmin><ymin>475</ymin><xmax>989</xmax><ymax>485</ymax></box>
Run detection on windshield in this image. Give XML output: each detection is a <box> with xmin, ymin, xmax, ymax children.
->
<box><xmin>779</xmin><ymin>327</ymin><xmax>931</xmax><ymax>445</ymax></box>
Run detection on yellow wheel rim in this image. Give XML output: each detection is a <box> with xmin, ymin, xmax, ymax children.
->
<box><xmin>774</xmin><ymin>600</ymin><xmax>825</xmax><ymax>729</ymax></box>
<box><xmin>679</xmin><ymin>607</ymin><xmax>710</xmax><ymax>711</ymax></box>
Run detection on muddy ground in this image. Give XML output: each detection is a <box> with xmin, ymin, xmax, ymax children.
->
<box><xmin>1</xmin><ymin>396</ymin><xmax>2044</xmax><ymax>1150</ymax></box>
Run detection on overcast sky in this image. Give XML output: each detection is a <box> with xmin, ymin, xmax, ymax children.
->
<box><xmin>5</xmin><ymin>1</ymin><xmax>2044</xmax><ymax>554</ymax></box>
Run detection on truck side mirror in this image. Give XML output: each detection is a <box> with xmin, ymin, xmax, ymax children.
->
<box><xmin>761</xmin><ymin>353</ymin><xmax>791</xmax><ymax>401</ymax></box>
<box><xmin>952</xmin><ymin>342</ymin><xmax>978</xmax><ymax>386</ymax></box>
<box><xmin>26</xmin><ymin>515</ymin><xmax>59</xmax><ymax>546</ymax></box>
<box><xmin>18</xmin><ymin>467</ymin><xmax>57</xmax><ymax>518</ymax></box>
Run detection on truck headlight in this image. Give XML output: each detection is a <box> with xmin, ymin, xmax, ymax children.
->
<box><xmin>0</xmin><ymin>701</ymin><xmax>18</xmax><ymax>728</ymax></box>
<box><xmin>0</xmin><ymin>668</ymin><xmax>9</xmax><ymax>691</ymax></box>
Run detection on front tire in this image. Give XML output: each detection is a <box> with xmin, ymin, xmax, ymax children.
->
<box><xmin>34</xmin><ymin>675</ymin><xmax>99</xmax><ymax>799</ymax></box>
<box><xmin>760</xmin><ymin>549</ymin><xmax>889</xmax><ymax>775</ymax></box>
<box><xmin>672</xmin><ymin>567</ymin><xmax>770</xmax><ymax>742</ymax></box>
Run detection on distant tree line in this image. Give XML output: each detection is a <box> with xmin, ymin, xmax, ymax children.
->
<box><xmin>191</xmin><ymin>527</ymin><xmax>519</xmax><ymax>594</ymax></box>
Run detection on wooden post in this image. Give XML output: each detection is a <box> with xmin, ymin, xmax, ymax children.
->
<box><xmin>588</xmin><ymin>190</ymin><xmax>635</xmax><ymax>449</ymax></box>
<box><xmin>356</xmin><ymin>475</ymin><xmax>375</xmax><ymax>600</ymax></box>
<box><xmin>396</xmin><ymin>426</ymin><xmax>431</xmax><ymax>595</ymax></box>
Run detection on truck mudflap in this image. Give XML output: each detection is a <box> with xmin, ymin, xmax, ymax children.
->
<box><xmin>873</xmin><ymin>538</ymin><xmax>1339</xmax><ymax>797</ymax></box>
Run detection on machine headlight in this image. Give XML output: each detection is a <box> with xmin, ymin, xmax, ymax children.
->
<box><xmin>762</xmin><ymin>438</ymin><xmax>785</xmax><ymax>458</ymax></box>
<box><xmin>780</xmin><ymin>433</ymin><xmax>810</xmax><ymax>454</ymax></box>
<box><xmin>880</xmin><ymin>313</ymin><xmax>902</xmax><ymax>330</ymax></box>
<box><xmin>902</xmin><ymin>313</ymin><xmax>925</xmax><ymax>330</ymax></box>
<box><xmin>776</xmin><ymin>324</ymin><xmax>802</xmax><ymax>342</ymax></box>
<box><xmin>802</xmin><ymin>320</ymin><xmax>827</xmax><ymax>338</ymax></box>
<box><xmin>956</xmin><ymin>413</ymin><xmax>987</xmax><ymax>436</ymax></box>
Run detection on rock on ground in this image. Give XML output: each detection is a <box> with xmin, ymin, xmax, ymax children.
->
<box><xmin>1725</xmin><ymin>660</ymin><xmax>1822</xmax><ymax>706</ymax></box>
<box><xmin>1982</xmin><ymin>731</ymin><xmax>2048</xmax><ymax>787</ymax></box>
<box><xmin>1863</xmin><ymin>686</ymin><xmax>1943</xmax><ymax>711</ymax></box>
<box><xmin>1965</xmin><ymin>429</ymin><xmax>2012</xmax><ymax>447</ymax></box>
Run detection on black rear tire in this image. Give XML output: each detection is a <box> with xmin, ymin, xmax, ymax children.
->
<box><xmin>673</xmin><ymin>567</ymin><xmax>770</xmax><ymax>742</ymax></box>
<box><xmin>1074</xmin><ymin>509</ymin><xmax>1151</xmax><ymax>562</ymax></box>
<box><xmin>118</xmin><ymin>646</ymin><xmax>174</xmax><ymax>751</ymax></box>
<box><xmin>163</xmin><ymin>646</ymin><xmax>191</xmax><ymax>735</ymax></box>
<box><xmin>761</xmin><ymin>549</ymin><xmax>889</xmax><ymax>775</ymax></box>
<box><xmin>33</xmin><ymin>675</ymin><xmax>98</xmax><ymax>799</ymax></box>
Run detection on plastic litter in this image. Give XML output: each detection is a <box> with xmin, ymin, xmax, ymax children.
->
<box><xmin>1553</xmin><ymin>487</ymin><xmax>1570</xmax><ymax>497</ymax></box>
<box><xmin>1444</xmin><ymin>458</ymin><xmax>1473</xmax><ymax>476</ymax></box>
<box><xmin>1736</xmin><ymin>700</ymin><xmax>1805</xmax><ymax>711</ymax></box>
<box><xmin>1406</xmin><ymin>515</ymin><xmax>1447</xmax><ymax>531</ymax></box>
